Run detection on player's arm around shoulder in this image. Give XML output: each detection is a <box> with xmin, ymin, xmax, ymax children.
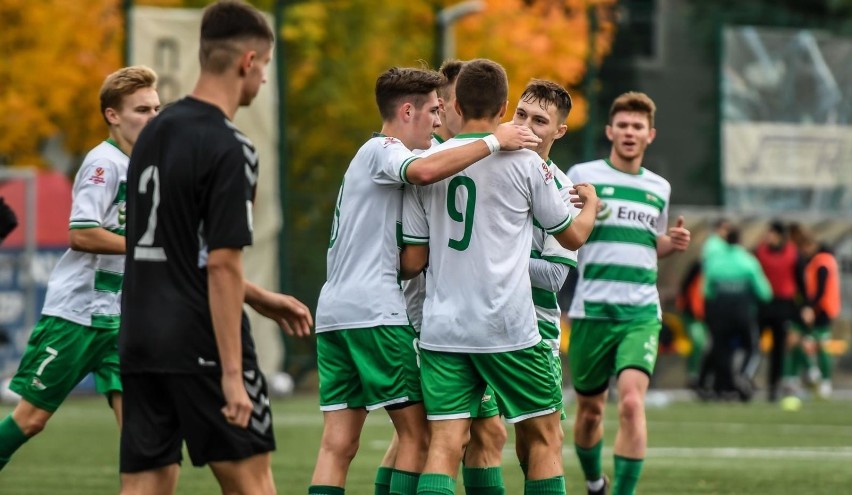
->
<box><xmin>404</xmin><ymin>124</ymin><xmax>541</xmax><ymax>185</ymax></box>
<box><xmin>553</xmin><ymin>183</ymin><xmax>599</xmax><ymax>251</ymax></box>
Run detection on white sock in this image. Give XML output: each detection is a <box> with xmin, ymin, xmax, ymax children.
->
<box><xmin>586</xmin><ymin>478</ymin><xmax>605</xmax><ymax>491</ymax></box>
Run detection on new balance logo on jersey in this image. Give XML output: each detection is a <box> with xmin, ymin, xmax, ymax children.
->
<box><xmin>382</xmin><ymin>136</ymin><xmax>401</xmax><ymax>148</ymax></box>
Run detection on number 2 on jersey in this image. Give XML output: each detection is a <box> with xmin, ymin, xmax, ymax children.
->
<box><xmin>447</xmin><ymin>176</ymin><xmax>476</xmax><ymax>251</ymax></box>
<box><xmin>134</xmin><ymin>165</ymin><xmax>167</xmax><ymax>261</ymax></box>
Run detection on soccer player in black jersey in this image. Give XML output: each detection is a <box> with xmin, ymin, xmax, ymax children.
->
<box><xmin>119</xmin><ymin>2</ymin><xmax>311</xmax><ymax>494</ymax></box>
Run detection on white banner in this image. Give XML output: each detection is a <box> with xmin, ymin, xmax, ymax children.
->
<box><xmin>130</xmin><ymin>6</ymin><xmax>284</xmax><ymax>375</ymax></box>
<box><xmin>723</xmin><ymin>122</ymin><xmax>852</xmax><ymax>188</ymax></box>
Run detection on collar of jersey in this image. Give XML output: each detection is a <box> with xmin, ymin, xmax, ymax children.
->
<box><xmin>604</xmin><ymin>157</ymin><xmax>644</xmax><ymax>176</ymax></box>
<box><xmin>432</xmin><ymin>133</ymin><xmax>445</xmax><ymax>144</ymax></box>
<box><xmin>372</xmin><ymin>132</ymin><xmax>386</xmax><ymax>138</ymax></box>
<box><xmin>105</xmin><ymin>138</ymin><xmax>127</xmax><ymax>157</ymax></box>
<box><xmin>454</xmin><ymin>132</ymin><xmax>492</xmax><ymax>139</ymax></box>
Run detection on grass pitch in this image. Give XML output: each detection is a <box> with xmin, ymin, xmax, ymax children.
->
<box><xmin>1</xmin><ymin>393</ymin><xmax>851</xmax><ymax>494</ymax></box>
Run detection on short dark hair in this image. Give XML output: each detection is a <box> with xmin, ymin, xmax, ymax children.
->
<box><xmin>768</xmin><ymin>220</ymin><xmax>786</xmax><ymax>236</ymax></box>
<box><xmin>609</xmin><ymin>91</ymin><xmax>656</xmax><ymax>128</ymax></box>
<box><xmin>520</xmin><ymin>79</ymin><xmax>573</xmax><ymax>123</ymax></box>
<box><xmin>725</xmin><ymin>226</ymin><xmax>741</xmax><ymax>245</ymax></box>
<box><xmin>437</xmin><ymin>59</ymin><xmax>465</xmax><ymax>100</ymax></box>
<box><xmin>454</xmin><ymin>59</ymin><xmax>508</xmax><ymax>120</ymax></box>
<box><xmin>375</xmin><ymin>67</ymin><xmax>446</xmax><ymax>121</ymax></box>
<box><xmin>199</xmin><ymin>0</ymin><xmax>274</xmax><ymax>74</ymax></box>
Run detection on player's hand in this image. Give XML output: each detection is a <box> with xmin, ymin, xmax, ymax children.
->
<box><xmin>668</xmin><ymin>216</ymin><xmax>690</xmax><ymax>251</ymax></box>
<box><xmin>493</xmin><ymin>123</ymin><xmax>541</xmax><ymax>151</ymax></box>
<box><xmin>221</xmin><ymin>372</ymin><xmax>252</xmax><ymax>428</ymax></box>
<box><xmin>251</xmin><ymin>290</ymin><xmax>313</xmax><ymax>338</ymax></box>
<box><xmin>569</xmin><ymin>183</ymin><xmax>598</xmax><ymax>210</ymax></box>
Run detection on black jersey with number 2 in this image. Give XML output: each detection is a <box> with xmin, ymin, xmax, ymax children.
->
<box><xmin>120</xmin><ymin>96</ymin><xmax>259</xmax><ymax>374</ymax></box>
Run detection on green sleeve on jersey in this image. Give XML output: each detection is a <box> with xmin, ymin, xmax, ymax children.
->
<box><xmin>543</xmin><ymin>215</ymin><xmax>572</xmax><ymax>235</ymax></box>
<box><xmin>399</xmin><ymin>156</ymin><xmax>420</xmax><ymax>184</ymax></box>
<box><xmin>542</xmin><ymin>255</ymin><xmax>577</xmax><ymax>268</ymax></box>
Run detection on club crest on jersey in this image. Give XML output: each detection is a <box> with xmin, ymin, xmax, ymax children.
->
<box><xmin>538</xmin><ymin>162</ymin><xmax>554</xmax><ymax>184</ymax></box>
<box><xmin>382</xmin><ymin>136</ymin><xmax>401</xmax><ymax>148</ymax></box>
<box><xmin>88</xmin><ymin>167</ymin><xmax>106</xmax><ymax>186</ymax></box>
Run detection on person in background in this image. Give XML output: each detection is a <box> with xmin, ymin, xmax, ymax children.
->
<box><xmin>566</xmin><ymin>92</ymin><xmax>690</xmax><ymax>495</ymax></box>
<box><xmin>702</xmin><ymin>225</ymin><xmax>772</xmax><ymax>401</ymax></box>
<box><xmin>798</xmin><ymin>232</ymin><xmax>841</xmax><ymax>399</ymax></box>
<box><xmin>754</xmin><ymin>221</ymin><xmax>799</xmax><ymax>402</ymax></box>
<box><xmin>0</xmin><ymin>65</ymin><xmax>160</xmax><ymax>472</ymax></box>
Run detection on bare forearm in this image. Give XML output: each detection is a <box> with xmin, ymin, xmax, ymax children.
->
<box><xmin>208</xmin><ymin>251</ymin><xmax>246</xmax><ymax>375</ymax></box>
<box><xmin>657</xmin><ymin>236</ymin><xmax>675</xmax><ymax>258</ymax></box>
<box><xmin>69</xmin><ymin>228</ymin><xmax>125</xmax><ymax>254</ymax></box>
<box><xmin>243</xmin><ymin>279</ymin><xmax>265</xmax><ymax>308</ymax></box>
<box><xmin>406</xmin><ymin>141</ymin><xmax>490</xmax><ymax>185</ymax></box>
<box><xmin>400</xmin><ymin>245</ymin><xmax>428</xmax><ymax>280</ymax></box>
<box><xmin>555</xmin><ymin>201</ymin><xmax>597</xmax><ymax>250</ymax></box>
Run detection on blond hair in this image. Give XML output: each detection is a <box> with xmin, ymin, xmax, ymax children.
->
<box><xmin>99</xmin><ymin>66</ymin><xmax>158</xmax><ymax>124</ymax></box>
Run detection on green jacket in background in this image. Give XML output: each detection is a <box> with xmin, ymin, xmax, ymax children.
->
<box><xmin>703</xmin><ymin>242</ymin><xmax>773</xmax><ymax>302</ymax></box>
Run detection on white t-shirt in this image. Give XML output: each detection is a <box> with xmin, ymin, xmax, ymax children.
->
<box><xmin>566</xmin><ymin>158</ymin><xmax>671</xmax><ymax>321</ymax></box>
<box><xmin>402</xmin><ymin>134</ymin><xmax>572</xmax><ymax>353</ymax></box>
<box><xmin>315</xmin><ymin>135</ymin><xmax>419</xmax><ymax>332</ymax></box>
<box><xmin>42</xmin><ymin>140</ymin><xmax>128</xmax><ymax>329</ymax></box>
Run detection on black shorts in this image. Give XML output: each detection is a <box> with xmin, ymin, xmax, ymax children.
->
<box><xmin>119</xmin><ymin>370</ymin><xmax>276</xmax><ymax>472</ymax></box>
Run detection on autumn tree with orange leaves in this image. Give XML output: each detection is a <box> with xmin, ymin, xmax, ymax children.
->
<box><xmin>280</xmin><ymin>0</ymin><xmax>620</xmax><ymax>309</ymax></box>
<box><xmin>454</xmin><ymin>0</ymin><xmax>617</xmax><ymax>130</ymax></box>
<box><xmin>0</xmin><ymin>0</ymin><xmax>123</xmax><ymax>167</ymax></box>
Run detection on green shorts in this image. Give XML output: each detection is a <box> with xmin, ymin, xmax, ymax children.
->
<box><xmin>316</xmin><ymin>325</ymin><xmax>422</xmax><ymax>411</ymax></box>
<box><xmin>9</xmin><ymin>315</ymin><xmax>121</xmax><ymax>413</ymax></box>
<box><xmin>473</xmin><ymin>386</ymin><xmax>499</xmax><ymax>419</ymax></box>
<box><xmin>568</xmin><ymin>318</ymin><xmax>661</xmax><ymax>396</ymax></box>
<box><xmin>420</xmin><ymin>341</ymin><xmax>562</xmax><ymax>424</ymax></box>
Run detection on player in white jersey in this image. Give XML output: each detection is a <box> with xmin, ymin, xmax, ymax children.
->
<box><xmin>566</xmin><ymin>92</ymin><xmax>690</xmax><ymax>495</ymax></box>
<box><xmin>0</xmin><ymin>66</ymin><xmax>160</xmax><ymax>471</ymax></box>
<box><xmin>380</xmin><ymin>59</ymin><xmax>512</xmax><ymax>495</ymax></box>
<box><xmin>509</xmin><ymin>79</ymin><xmax>581</xmax><ymax>484</ymax></box>
<box><xmin>400</xmin><ymin>59</ymin><xmax>598</xmax><ymax>495</ymax></box>
<box><xmin>310</xmin><ymin>66</ymin><xmax>540</xmax><ymax>495</ymax></box>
